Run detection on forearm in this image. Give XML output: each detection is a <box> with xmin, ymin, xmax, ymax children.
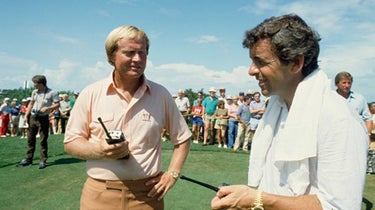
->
<box><xmin>64</xmin><ymin>138</ymin><xmax>104</xmax><ymax>160</ymax></box>
<box><xmin>365</xmin><ymin>120</ymin><xmax>373</xmax><ymax>134</ymax></box>
<box><xmin>49</xmin><ymin>102</ymin><xmax>60</xmax><ymax>110</ymax></box>
<box><xmin>168</xmin><ymin>140</ymin><xmax>190</xmax><ymax>173</ymax></box>
<box><xmin>263</xmin><ymin>193</ymin><xmax>322</xmax><ymax>210</ymax></box>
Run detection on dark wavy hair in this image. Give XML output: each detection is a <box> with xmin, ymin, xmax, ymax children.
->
<box><xmin>242</xmin><ymin>14</ymin><xmax>321</xmax><ymax>77</ymax></box>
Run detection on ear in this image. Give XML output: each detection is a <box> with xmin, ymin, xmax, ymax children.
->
<box><xmin>291</xmin><ymin>55</ymin><xmax>304</xmax><ymax>74</ymax></box>
<box><xmin>109</xmin><ymin>54</ymin><xmax>115</xmax><ymax>66</ymax></box>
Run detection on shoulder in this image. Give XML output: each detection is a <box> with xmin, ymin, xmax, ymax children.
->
<box><xmin>146</xmin><ymin>80</ymin><xmax>171</xmax><ymax>96</ymax></box>
<box><xmin>321</xmin><ymin>90</ymin><xmax>362</xmax><ymax>124</ymax></box>
<box><xmin>351</xmin><ymin>91</ymin><xmax>367</xmax><ymax>103</ymax></box>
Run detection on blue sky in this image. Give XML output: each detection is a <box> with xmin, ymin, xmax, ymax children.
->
<box><xmin>1</xmin><ymin>0</ymin><xmax>374</xmax><ymax>101</ymax></box>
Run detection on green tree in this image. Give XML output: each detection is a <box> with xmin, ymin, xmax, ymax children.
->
<box><xmin>183</xmin><ymin>88</ymin><xmax>208</xmax><ymax>107</ymax></box>
<box><xmin>0</xmin><ymin>88</ymin><xmax>33</xmax><ymax>102</ymax></box>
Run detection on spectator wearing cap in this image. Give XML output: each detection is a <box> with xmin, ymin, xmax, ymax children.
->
<box><xmin>247</xmin><ymin>89</ymin><xmax>255</xmax><ymax>101</ymax></box>
<box><xmin>233</xmin><ymin>95</ymin><xmax>252</xmax><ymax>151</ymax></box>
<box><xmin>0</xmin><ymin>98</ymin><xmax>11</xmax><ymax>137</ymax></box>
<box><xmin>218</xmin><ymin>87</ymin><xmax>226</xmax><ymax>101</ymax></box>
<box><xmin>202</xmin><ymin>87</ymin><xmax>219</xmax><ymax>145</ymax></box>
<box><xmin>70</xmin><ymin>91</ymin><xmax>79</xmax><ymax>109</ymax></box>
<box><xmin>175</xmin><ymin>89</ymin><xmax>191</xmax><ymax>123</ymax></box>
<box><xmin>18</xmin><ymin>99</ymin><xmax>29</xmax><ymax>138</ymax></box>
<box><xmin>225</xmin><ymin>95</ymin><xmax>233</xmax><ymax>109</ymax></box>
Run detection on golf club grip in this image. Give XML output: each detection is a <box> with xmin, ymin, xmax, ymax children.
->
<box><xmin>180</xmin><ymin>175</ymin><xmax>219</xmax><ymax>192</ymax></box>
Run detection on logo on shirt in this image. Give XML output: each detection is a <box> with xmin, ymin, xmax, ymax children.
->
<box><xmin>142</xmin><ymin>112</ymin><xmax>151</xmax><ymax>121</ymax></box>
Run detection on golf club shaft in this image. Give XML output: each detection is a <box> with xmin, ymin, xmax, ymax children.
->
<box><xmin>180</xmin><ymin>175</ymin><xmax>219</xmax><ymax>192</ymax></box>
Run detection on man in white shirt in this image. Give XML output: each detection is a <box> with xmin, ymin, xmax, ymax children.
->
<box><xmin>211</xmin><ymin>14</ymin><xmax>367</xmax><ymax>210</ymax></box>
<box><xmin>175</xmin><ymin>89</ymin><xmax>191</xmax><ymax>122</ymax></box>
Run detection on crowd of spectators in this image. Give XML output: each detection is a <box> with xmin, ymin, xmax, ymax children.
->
<box><xmin>173</xmin><ymin>84</ymin><xmax>374</xmax><ymax>156</ymax></box>
<box><xmin>0</xmin><ymin>91</ymin><xmax>78</xmax><ymax>138</ymax></box>
<box><xmin>172</xmin><ymin>87</ymin><xmax>266</xmax><ymax>151</ymax></box>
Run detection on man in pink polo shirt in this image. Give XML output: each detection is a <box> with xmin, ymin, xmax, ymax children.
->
<box><xmin>64</xmin><ymin>25</ymin><xmax>191</xmax><ymax>210</ymax></box>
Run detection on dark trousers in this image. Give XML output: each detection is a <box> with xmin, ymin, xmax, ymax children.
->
<box><xmin>60</xmin><ymin>116</ymin><xmax>69</xmax><ymax>133</ymax></box>
<box><xmin>26</xmin><ymin>115</ymin><xmax>49</xmax><ymax>163</ymax></box>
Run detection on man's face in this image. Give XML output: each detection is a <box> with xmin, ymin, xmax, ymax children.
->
<box><xmin>111</xmin><ymin>38</ymin><xmax>147</xmax><ymax>79</ymax></box>
<box><xmin>33</xmin><ymin>82</ymin><xmax>43</xmax><ymax>91</ymax></box>
<box><xmin>248</xmin><ymin>39</ymin><xmax>294</xmax><ymax>98</ymax></box>
<box><xmin>209</xmin><ymin>91</ymin><xmax>216</xmax><ymax>97</ymax></box>
<box><xmin>220</xmin><ymin>90</ymin><xmax>225</xmax><ymax>97</ymax></box>
<box><xmin>245</xmin><ymin>97</ymin><xmax>251</xmax><ymax>105</ymax></box>
<box><xmin>253</xmin><ymin>93</ymin><xmax>260</xmax><ymax>102</ymax></box>
<box><xmin>370</xmin><ymin>104</ymin><xmax>375</xmax><ymax>114</ymax></box>
<box><xmin>336</xmin><ymin>78</ymin><xmax>352</xmax><ymax>96</ymax></box>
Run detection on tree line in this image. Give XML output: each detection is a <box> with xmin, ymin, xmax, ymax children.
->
<box><xmin>0</xmin><ymin>88</ymin><xmax>207</xmax><ymax>106</ymax></box>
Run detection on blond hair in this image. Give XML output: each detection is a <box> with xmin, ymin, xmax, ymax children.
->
<box><xmin>105</xmin><ymin>25</ymin><xmax>150</xmax><ymax>66</ymax></box>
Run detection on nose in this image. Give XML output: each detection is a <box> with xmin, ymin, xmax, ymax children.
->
<box><xmin>132</xmin><ymin>52</ymin><xmax>141</xmax><ymax>61</ymax></box>
<box><xmin>248</xmin><ymin>62</ymin><xmax>258</xmax><ymax>76</ymax></box>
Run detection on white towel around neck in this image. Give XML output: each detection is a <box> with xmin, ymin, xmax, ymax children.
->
<box><xmin>248</xmin><ymin>69</ymin><xmax>331</xmax><ymax>191</ymax></box>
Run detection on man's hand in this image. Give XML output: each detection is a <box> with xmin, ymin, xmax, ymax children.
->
<box><xmin>146</xmin><ymin>172</ymin><xmax>177</xmax><ymax>201</ymax></box>
<box><xmin>211</xmin><ymin>185</ymin><xmax>255</xmax><ymax>210</ymax></box>
<box><xmin>99</xmin><ymin>140</ymin><xmax>130</xmax><ymax>160</ymax></box>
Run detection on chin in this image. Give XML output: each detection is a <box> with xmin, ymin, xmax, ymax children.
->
<box><xmin>261</xmin><ymin>89</ymin><xmax>270</xmax><ymax>97</ymax></box>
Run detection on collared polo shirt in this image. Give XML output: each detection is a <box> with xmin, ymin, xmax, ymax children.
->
<box><xmin>346</xmin><ymin>91</ymin><xmax>371</xmax><ymax>121</ymax></box>
<box><xmin>30</xmin><ymin>87</ymin><xmax>59</xmax><ymax>116</ymax></box>
<box><xmin>202</xmin><ymin>96</ymin><xmax>218</xmax><ymax>115</ymax></box>
<box><xmin>64</xmin><ymin>73</ymin><xmax>191</xmax><ymax>180</ymax></box>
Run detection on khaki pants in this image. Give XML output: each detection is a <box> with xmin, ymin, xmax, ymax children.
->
<box><xmin>233</xmin><ymin>123</ymin><xmax>251</xmax><ymax>151</ymax></box>
<box><xmin>80</xmin><ymin>176</ymin><xmax>164</xmax><ymax>210</ymax></box>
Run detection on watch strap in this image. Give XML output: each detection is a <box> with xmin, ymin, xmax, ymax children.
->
<box><xmin>251</xmin><ymin>190</ymin><xmax>264</xmax><ymax>210</ymax></box>
<box><xmin>167</xmin><ymin>170</ymin><xmax>180</xmax><ymax>180</ymax></box>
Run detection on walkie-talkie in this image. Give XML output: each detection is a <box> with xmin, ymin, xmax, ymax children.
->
<box><xmin>98</xmin><ymin>117</ymin><xmax>125</xmax><ymax>144</ymax></box>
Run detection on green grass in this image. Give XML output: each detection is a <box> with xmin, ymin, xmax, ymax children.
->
<box><xmin>0</xmin><ymin>135</ymin><xmax>374</xmax><ymax>209</ymax></box>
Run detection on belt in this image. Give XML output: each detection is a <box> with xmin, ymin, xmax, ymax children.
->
<box><xmin>89</xmin><ymin>173</ymin><xmax>162</xmax><ymax>190</ymax></box>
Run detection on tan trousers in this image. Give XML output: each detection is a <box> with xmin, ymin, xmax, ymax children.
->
<box><xmin>233</xmin><ymin>123</ymin><xmax>251</xmax><ymax>151</ymax></box>
<box><xmin>80</xmin><ymin>176</ymin><xmax>164</xmax><ymax>210</ymax></box>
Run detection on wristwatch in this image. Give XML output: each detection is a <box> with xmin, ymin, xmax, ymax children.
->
<box><xmin>251</xmin><ymin>190</ymin><xmax>264</xmax><ymax>210</ymax></box>
<box><xmin>167</xmin><ymin>170</ymin><xmax>180</xmax><ymax>180</ymax></box>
